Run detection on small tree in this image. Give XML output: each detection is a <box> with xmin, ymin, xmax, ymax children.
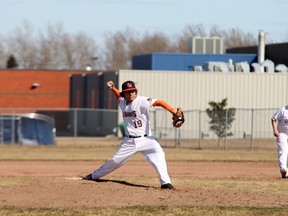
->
<box><xmin>206</xmin><ymin>98</ymin><xmax>236</xmax><ymax>147</ymax></box>
<box><xmin>6</xmin><ymin>54</ymin><xmax>18</xmax><ymax>69</ymax></box>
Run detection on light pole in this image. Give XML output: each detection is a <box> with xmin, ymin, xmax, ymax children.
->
<box><xmin>84</xmin><ymin>57</ymin><xmax>98</xmax><ymax>71</ymax></box>
<box><xmin>91</xmin><ymin>57</ymin><xmax>98</xmax><ymax>70</ymax></box>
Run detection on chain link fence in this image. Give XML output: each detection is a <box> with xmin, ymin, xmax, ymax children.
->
<box><xmin>0</xmin><ymin>108</ymin><xmax>277</xmax><ymax>150</ymax></box>
<box><xmin>150</xmin><ymin>108</ymin><xmax>276</xmax><ymax>150</ymax></box>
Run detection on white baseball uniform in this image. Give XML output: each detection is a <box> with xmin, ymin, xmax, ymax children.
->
<box><xmin>271</xmin><ymin>105</ymin><xmax>288</xmax><ymax>171</ymax></box>
<box><xmin>91</xmin><ymin>95</ymin><xmax>172</xmax><ymax>186</ymax></box>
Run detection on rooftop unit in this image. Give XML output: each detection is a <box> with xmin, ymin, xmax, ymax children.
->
<box><xmin>188</xmin><ymin>36</ymin><xmax>224</xmax><ymax>54</ymax></box>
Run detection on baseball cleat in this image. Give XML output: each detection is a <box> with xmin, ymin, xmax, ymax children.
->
<box><xmin>280</xmin><ymin>169</ymin><xmax>288</xmax><ymax>178</ymax></box>
<box><xmin>82</xmin><ymin>173</ymin><xmax>93</xmax><ymax>180</ymax></box>
<box><xmin>161</xmin><ymin>183</ymin><xmax>175</xmax><ymax>190</ymax></box>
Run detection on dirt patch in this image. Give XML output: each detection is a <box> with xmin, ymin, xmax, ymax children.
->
<box><xmin>0</xmin><ymin>160</ymin><xmax>288</xmax><ymax>208</ymax></box>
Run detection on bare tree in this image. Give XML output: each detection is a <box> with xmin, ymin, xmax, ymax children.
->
<box><xmin>103</xmin><ymin>24</ymin><xmax>259</xmax><ymax>70</ymax></box>
<box><xmin>0</xmin><ymin>21</ymin><xmax>267</xmax><ymax>71</ymax></box>
<box><xmin>128</xmin><ymin>31</ymin><xmax>174</xmax><ymax>60</ymax></box>
<box><xmin>38</xmin><ymin>24</ymin><xmax>65</xmax><ymax>69</ymax></box>
<box><xmin>223</xmin><ymin>27</ymin><xmax>257</xmax><ymax>48</ymax></box>
<box><xmin>61</xmin><ymin>32</ymin><xmax>98</xmax><ymax>70</ymax></box>
<box><xmin>0</xmin><ymin>36</ymin><xmax>8</xmax><ymax>68</ymax></box>
<box><xmin>38</xmin><ymin>24</ymin><xmax>98</xmax><ymax>70</ymax></box>
<box><xmin>174</xmin><ymin>24</ymin><xmax>257</xmax><ymax>53</ymax></box>
<box><xmin>2</xmin><ymin>21</ymin><xmax>99</xmax><ymax>70</ymax></box>
<box><xmin>7</xmin><ymin>21</ymin><xmax>39</xmax><ymax>69</ymax></box>
<box><xmin>103</xmin><ymin>27</ymin><xmax>135</xmax><ymax>70</ymax></box>
<box><xmin>104</xmin><ymin>29</ymin><xmax>176</xmax><ymax>70</ymax></box>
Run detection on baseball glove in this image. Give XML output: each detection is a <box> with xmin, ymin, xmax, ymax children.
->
<box><xmin>172</xmin><ymin>107</ymin><xmax>185</xmax><ymax>128</ymax></box>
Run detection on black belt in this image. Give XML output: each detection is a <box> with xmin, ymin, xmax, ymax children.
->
<box><xmin>126</xmin><ymin>134</ymin><xmax>147</xmax><ymax>138</ymax></box>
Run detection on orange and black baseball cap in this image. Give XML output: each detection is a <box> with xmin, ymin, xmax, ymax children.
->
<box><xmin>121</xmin><ymin>81</ymin><xmax>137</xmax><ymax>93</ymax></box>
<box><xmin>120</xmin><ymin>81</ymin><xmax>137</xmax><ymax>97</ymax></box>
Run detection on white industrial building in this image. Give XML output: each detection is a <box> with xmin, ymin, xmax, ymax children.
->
<box><xmin>117</xmin><ymin>69</ymin><xmax>287</xmax><ymax>145</ymax></box>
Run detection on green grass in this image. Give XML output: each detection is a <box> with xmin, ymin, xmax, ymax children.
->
<box><xmin>0</xmin><ymin>176</ymin><xmax>37</xmax><ymax>187</ymax></box>
<box><xmin>0</xmin><ymin>144</ymin><xmax>278</xmax><ymax>161</ymax></box>
<box><xmin>0</xmin><ymin>206</ymin><xmax>288</xmax><ymax>216</ymax></box>
<box><xmin>180</xmin><ymin>178</ymin><xmax>288</xmax><ymax>194</ymax></box>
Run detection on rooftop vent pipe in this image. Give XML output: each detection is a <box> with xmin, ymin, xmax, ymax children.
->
<box><xmin>258</xmin><ymin>30</ymin><xmax>265</xmax><ymax>72</ymax></box>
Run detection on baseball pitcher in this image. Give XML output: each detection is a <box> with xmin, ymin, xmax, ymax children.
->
<box><xmin>82</xmin><ymin>80</ymin><xmax>184</xmax><ymax>189</ymax></box>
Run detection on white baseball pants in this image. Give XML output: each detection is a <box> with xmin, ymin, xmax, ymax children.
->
<box><xmin>277</xmin><ymin>133</ymin><xmax>288</xmax><ymax>171</ymax></box>
<box><xmin>91</xmin><ymin>136</ymin><xmax>171</xmax><ymax>186</ymax></box>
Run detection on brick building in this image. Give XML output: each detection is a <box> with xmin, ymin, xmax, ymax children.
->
<box><xmin>0</xmin><ymin>69</ymin><xmax>86</xmax><ymax>109</ymax></box>
<box><xmin>0</xmin><ymin>69</ymin><xmax>94</xmax><ymax>136</ymax></box>
<box><xmin>0</xmin><ymin>69</ymin><xmax>119</xmax><ymax>137</ymax></box>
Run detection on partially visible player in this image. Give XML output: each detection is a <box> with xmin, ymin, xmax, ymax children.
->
<box><xmin>271</xmin><ymin>105</ymin><xmax>288</xmax><ymax>178</ymax></box>
<box><xmin>82</xmin><ymin>80</ymin><xmax>183</xmax><ymax>189</ymax></box>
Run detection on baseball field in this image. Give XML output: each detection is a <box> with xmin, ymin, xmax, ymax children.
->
<box><xmin>1</xmin><ymin>137</ymin><xmax>288</xmax><ymax>216</ymax></box>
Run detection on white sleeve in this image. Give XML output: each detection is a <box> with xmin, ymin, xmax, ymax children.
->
<box><xmin>272</xmin><ymin>109</ymin><xmax>282</xmax><ymax>121</ymax></box>
<box><xmin>140</xmin><ymin>97</ymin><xmax>156</xmax><ymax>114</ymax></box>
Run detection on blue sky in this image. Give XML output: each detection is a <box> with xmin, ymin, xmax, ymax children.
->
<box><xmin>1</xmin><ymin>0</ymin><xmax>287</xmax><ymax>44</ymax></box>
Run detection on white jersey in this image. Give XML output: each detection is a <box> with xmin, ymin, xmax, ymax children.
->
<box><xmin>272</xmin><ymin>105</ymin><xmax>288</xmax><ymax>134</ymax></box>
<box><xmin>118</xmin><ymin>95</ymin><xmax>156</xmax><ymax>136</ymax></box>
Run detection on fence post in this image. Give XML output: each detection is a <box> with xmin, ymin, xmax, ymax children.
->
<box><xmin>175</xmin><ymin>128</ymin><xmax>181</xmax><ymax>147</ymax></box>
<box><xmin>11</xmin><ymin>114</ymin><xmax>15</xmax><ymax>144</ymax></box>
<box><xmin>0</xmin><ymin>117</ymin><xmax>3</xmax><ymax>144</ymax></box>
<box><xmin>73</xmin><ymin>108</ymin><xmax>77</xmax><ymax>144</ymax></box>
<box><xmin>224</xmin><ymin>109</ymin><xmax>227</xmax><ymax>150</ymax></box>
<box><xmin>250</xmin><ymin>109</ymin><xmax>254</xmax><ymax>150</ymax></box>
<box><xmin>198</xmin><ymin>110</ymin><xmax>202</xmax><ymax>149</ymax></box>
<box><xmin>153</xmin><ymin>109</ymin><xmax>157</xmax><ymax>138</ymax></box>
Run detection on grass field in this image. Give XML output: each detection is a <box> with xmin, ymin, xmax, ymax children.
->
<box><xmin>0</xmin><ymin>137</ymin><xmax>287</xmax><ymax>216</ymax></box>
